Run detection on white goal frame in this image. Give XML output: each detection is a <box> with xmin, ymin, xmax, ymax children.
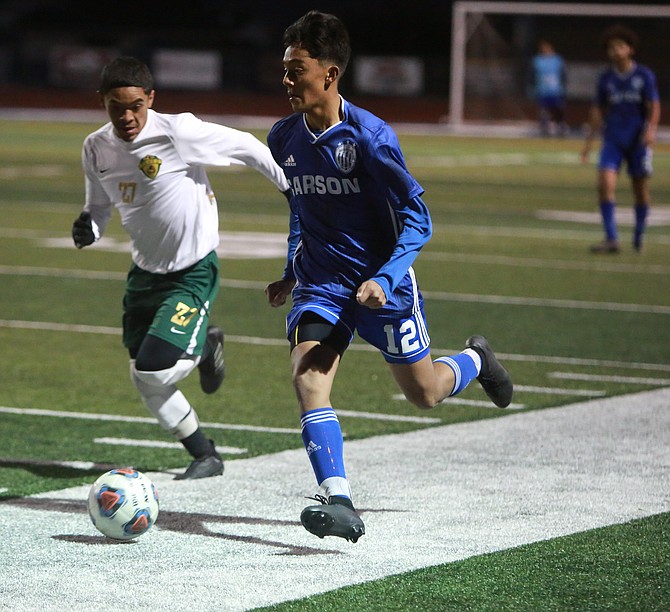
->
<box><xmin>449</xmin><ymin>1</ymin><xmax>670</xmax><ymax>129</ymax></box>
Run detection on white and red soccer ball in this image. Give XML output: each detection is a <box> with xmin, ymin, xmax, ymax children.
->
<box><xmin>88</xmin><ymin>467</ymin><xmax>159</xmax><ymax>540</ymax></box>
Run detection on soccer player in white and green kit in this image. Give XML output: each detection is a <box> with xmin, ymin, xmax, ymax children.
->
<box><xmin>72</xmin><ymin>57</ymin><xmax>290</xmax><ymax>479</ymax></box>
<box><xmin>265</xmin><ymin>11</ymin><xmax>513</xmax><ymax>542</ymax></box>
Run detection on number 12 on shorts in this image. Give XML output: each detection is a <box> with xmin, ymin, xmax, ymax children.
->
<box><xmin>384</xmin><ymin>321</ymin><xmax>420</xmax><ymax>355</ymax></box>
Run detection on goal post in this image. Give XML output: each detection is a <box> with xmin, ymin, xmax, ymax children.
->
<box><xmin>449</xmin><ymin>1</ymin><xmax>670</xmax><ymax>130</ymax></box>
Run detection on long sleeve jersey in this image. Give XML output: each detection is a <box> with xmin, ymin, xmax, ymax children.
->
<box><xmin>82</xmin><ymin>109</ymin><xmax>289</xmax><ymax>273</ymax></box>
<box><xmin>267</xmin><ymin>97</ymin><xmax>431</xmax><ymax>301</ymax></box>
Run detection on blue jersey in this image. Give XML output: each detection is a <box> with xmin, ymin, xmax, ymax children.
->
<box><xmin>596</xmin><ymin>62</ymin><xmax>659</xmax><ymax>149</ymax></box>
<box><xmin>532</xmin><ymin>53</ymin><xmax>565</xmax><ymax>98</ymax></box>
<box><xmin>267</xmin><ymin>98</ymin><xmax>429</xmax><ymax>303</ymax></box>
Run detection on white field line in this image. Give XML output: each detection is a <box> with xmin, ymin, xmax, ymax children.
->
<box><xmin>59</xmin><ymin>461</ymin><xmax>100</xmax><ymax>470</ymax></box>
<box><xmin>1</xmin><ymin>213</ymin><xmax>661</xmax><ymax>245</ymax></box>
<box><xmin>407</xmin><ymin>151</ymin><xmax>579</xmax><ymax>167</ymax></box>
<box><xmin>490</xmin><ymin>351</ymin><xmax>670</xmax><ymax>373</ymax></box>
<box><xmin>2</xmin><ymin>460</ymin><xmax>107</xmax><ymax>471</ymax></box>
<box><xmin>0</xmin><ymin>264</ymin><xmax>127</xmax><ymax>280</ymax></box>
<box><xmin>0</xmin><ymin>319</ymin><xmax>121</xmax><ymax>335</ymax></box>
<box><xmin>0</xmin><ymin>241</ymin><xmax>670</xmax><ymax>280</ymax></box>
<box><xmin>336</xmin><ymin>409</ymin><xmax>441</xmax><ymax>424</ymax></box>
<box><xmin>1</xmin><ymin>317</ymin><xmax>669</xmax><ymax>373</ymax></box>
<box><xmin>39</xmin><ymin>233</ymin><xmax>287</xmax><ymax>260</ymax></box>
<box><xmin>430</xmin><ymin>222</ymin><xmax>670</xmax><ymax>244</ymax></box>
<box><xmin>7</xmin><ymin>217</ymin><xmax>664</xmax><ymax>247</ymax></box>
<box><xmin>391</xmin><ymin>383</ymin><xmax>607</xmax><ymax>408</ymax></box>
<box><xmin>0</xmin><ymin>459</ymin><xmax>112</xmax><ymax>471</ymax></box>
<box><xmin>0</xmin><ymin>165</ymin><xmax>67</xmax><ymax>179</ymax></box>
<box><xmin>420</xmin><ymin>290</ymin><xmax>670</xmax><ymax>315</ymax></box>
<box><xmin>0</xmin><ymin>404</ymin><xmax>441</xmax><ymax>429</ymax></box>
<box><xmin>93</xmin><ymin>437</ymin><xmax>247</xmax><ymax>455</ymax></box>
<box><xmin>0</xmin><ymin>228</ymin><xmax>61</xmax><ymax>239</ymax></box>
<box><xmin>420</xmin><ymin>251</ymin><xmax>670</xmax><ymax>275</ymax></box>
<box><xmin>549</xmin><ymin>372</ymin><xmax>670</xmax><ymax>386</ymax></box>
<box><xmin>392</xmin><ymin>394</ymin><xmax>526</xmax><ymax>409</ymax></box>
<box><xmin>1</xmin><ymin>263</ymin><xmax>669</xmax><ymax>313</ymax></box>
<box><xmin>0</xmin><ymin>215</ymin><xmax>629</xmax><ymax>243</ymax></box>
<box><xmin>513</xmin><ymin>384</ymin><xmax>605</xmax><ymax>397</ymax></box>
<box><xmin>537</xmin><ymin>207</ymin><xmax>670</xmax><ymax>227</ymax></box>
<box><xmin>0</xmin><ymin>406</ymin><xmax>299</xmax><ymax>435</ymax></box>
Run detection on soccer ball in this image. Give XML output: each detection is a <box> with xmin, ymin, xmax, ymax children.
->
<box><xmin>88</xmin><ymin>467</ymin><xmax>159</xmax><ymax>540</ymax></box>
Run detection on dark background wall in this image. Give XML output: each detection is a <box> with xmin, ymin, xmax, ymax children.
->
<box><xmin>0</xmin><ymin>1</ymin><xmax>668</xmax><ymax>123</ymax></box>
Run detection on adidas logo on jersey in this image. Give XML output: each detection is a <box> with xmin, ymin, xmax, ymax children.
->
<box><xmin>283</xmin><ymin>154</ymin><xmax>297</xmax><ymax>167</ymax></box>
<box><xmin>306</xmin><ymin>440</ymin><xmax>322</xmax><ymax>456</ymax></box>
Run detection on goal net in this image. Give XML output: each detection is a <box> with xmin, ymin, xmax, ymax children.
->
<box><xmin>448</xmin><ymin>1</ymin><xmax>670</xmax><ymax>132</ymax></box>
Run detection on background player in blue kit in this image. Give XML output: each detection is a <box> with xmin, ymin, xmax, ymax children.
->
<box><xmin>581</xmin><ymin>25</ymin><xmax>660</xmax><ymax>254</ymax></box>
<box><xmin>265</xmin><ymin>11</ymin><xmax>513</xmax><ymax>543</ymax></box>
<box><xmin>531</xmin><ymin>39</ymin><xmax>567</xmax><ymax>137</ymax></box>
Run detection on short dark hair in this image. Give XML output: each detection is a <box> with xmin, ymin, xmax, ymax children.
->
<box><xmin>601</xmin><ymin>24</ymin><xmax>638</xmax><ymax>52</ymax></box>
<box><xmin>282</xmin><ymin>10</ymin><xmax>351</xmax><ymax>74</ymax></box>
<box><xmin>99</xmin><ymin>57</ymin><xmax>154</xmax><ymax>95</ymax></box>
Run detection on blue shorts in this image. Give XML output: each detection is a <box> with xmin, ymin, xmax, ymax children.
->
<box><xmin>538</xmin><ymin>95</ymin><xmax>564</xmax><ymax>111</ymax></box>
<box><xmin>599</xmin><ymin>141</ymin><xmax>653</xmax><ymax>178</ymax></box>
<box><xmin>286</xmin><ymin>270</ymin><xmax>431</xmax><ymax>365</ymax></box>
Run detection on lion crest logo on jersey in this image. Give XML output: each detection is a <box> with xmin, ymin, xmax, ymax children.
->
<box><xmin>139</xmin><ymin>155</ymin><xmax>162</xmax><ymax>179</ymax></box>
<box><xmin>335</xmin><ymin>140</ymin><xmax>357</xmax><ymax>174</ymax></box>
<box><xmin>631</xmin><ymin>75</ymin><xmax>644</xmax><ymax>91</ymax></box>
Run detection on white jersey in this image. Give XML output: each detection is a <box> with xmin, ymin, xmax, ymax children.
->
<box><xmin>82</xmin><ymin>109</ymin><xmax>289</xmax><ymax>273</ymax></box>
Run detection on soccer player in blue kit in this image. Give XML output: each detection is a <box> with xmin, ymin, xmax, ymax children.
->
<box><xmin>581</xmin><ymin>25</ymin><xmax>660</xmax><ymax>254</ymax></box>
<box><xmin>532</xmin><ymin>39</ymin><xmax>567</xmax><ymax>137</ymax></box>
<box><xmin>265</xmin><ymin>11</ymin><xmax>513</xmax><ymax>543</ymax></box>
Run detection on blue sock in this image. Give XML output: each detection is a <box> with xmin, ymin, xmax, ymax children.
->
<box><xmin>634</xmin><ymin>203</ymin><xmax>649</xmax><ymax>249</ymax></box>
<box><xmin>435</xmin><ymin>350</ymin><xmax>480</xmax><ymax>396</ymax></box>
<box><xmin>300</xmin><ymin>407</ymin><xmax>347</xmax><ymax>493</ymax></box>
<box><xmin>599</xmin><ymin>201</ymin><xmax>617</xmax><ymax>241</ymax></box>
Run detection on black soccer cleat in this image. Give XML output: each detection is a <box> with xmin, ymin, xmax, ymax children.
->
<box><xmin>589</xmin><ymin>239</ymin><xmax>620</xmax><ymax>254</ymax></box>
<box><xmin>465</xmin><ymin>335</ymin><xmax>513</xmax><ymax>408</ymax></box>
<box><xmin>198</xmin><ymin>326</ymin><xmax>225</xmax><ymax>394</ymax></box>
<box><xmin>175</xmin><ymin>442</ymin><xmax>224</xmax><ymax>480</ymax></box>
<box><xmin>300</xmin><ymin>495</ymin><xmax>365</xmax><ymax>543</ymax></box>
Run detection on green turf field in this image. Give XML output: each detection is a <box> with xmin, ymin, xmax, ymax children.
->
<box><xmin>1</xmin><ymin>118</ymin><xmax>668</xmax><ymax>609</ymax></box>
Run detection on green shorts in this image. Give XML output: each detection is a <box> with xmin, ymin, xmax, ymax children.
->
<box><xmin>122</xmin><ymin>251</ymin><xmax>220</xmax><ymax>358</ymax></box>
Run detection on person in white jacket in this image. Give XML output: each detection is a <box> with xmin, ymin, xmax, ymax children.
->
<box><xmin>72</xmin><ymin>56</ymin><xmax>290</xmax><ymax>479</ymax></box>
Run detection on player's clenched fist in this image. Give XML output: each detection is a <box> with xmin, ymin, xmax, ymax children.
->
<box><xmin>72</xmin><ymin>211</ymin><xmax>96</xmax><ymax>249</ymax></box>
<box><xmin>265</xmin><ymin>278</ymin><xmax>296</xmax><ymax>307</ymax></box>
<box><xmin>356</xmin><ymin>279</ymin><xmax>386</xmax><ymax>309</ymax></box>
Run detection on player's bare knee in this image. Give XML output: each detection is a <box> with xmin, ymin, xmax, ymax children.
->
<box><xmin>404</xmin><ymin>389</ymin><xmax>440</xmax><ymax>410</ymax></box>
<box><xmin>293</xmin><ymin>376</ymin><xmax>327</xmax><ymax>408</ymax></box>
